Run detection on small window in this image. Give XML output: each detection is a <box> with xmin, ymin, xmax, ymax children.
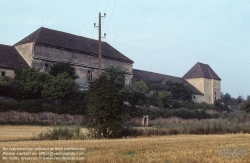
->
<box><xmin>215</xmin><ymin>97</ymin><xmax>217</xmax><ymax>101</ymax></box>
<box><xmin>45</xmin><ymin>63</ymin><xmax>49</xmax><ymax>68</ymax></box>
<box><xmin>87</xmin><ymin>70</ymin><xmax>91</xmax><ymax>74</ymax></box>
<box><xmin>215</xmin><ymin>92</ymin><xmax>216</xmax><ymax>95</ymax></box>
<box><xmin>194</xmin><ymin>95</ymin><xmax>196</xmax><ymax>99</ymax></box>
<box><xmin>1</xmin><ymin>71</ymin><xmax>5</xmax><ymax>77</ymax></box>
<box><xmin>87</xmin><ymin>77</ymin><xmax>91</xmax><ymax>82</ymax></box>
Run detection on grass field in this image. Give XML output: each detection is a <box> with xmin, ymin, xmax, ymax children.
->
<box><xmin>0</xmin><ymin>125</ymin><xmax>249</xmax><ymax>163</ymax></box>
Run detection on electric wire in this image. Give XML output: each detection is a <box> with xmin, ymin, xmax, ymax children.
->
<box><xmin>93</xmin><ymin>0</ymin><xmax>100</xmax><ymax>38</ymax></box>
<box><xmin>105</xmin><ymin>0</ymin><xmax>117</xmax><ymax>34</ymax></box>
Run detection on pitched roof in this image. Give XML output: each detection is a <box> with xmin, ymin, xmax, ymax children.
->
<box><xmin>183</xmin><ymin>62</ymin><xmax>221</xmax><ymax>80</ymax></box>
<box><xmin>14</xmin><ymin>27</ymin><xmax>133</xmax><ymax>63</ymax></box>
<box><xmin>133</xmin><ymin>69</ymin><xmax>204</xmax><ymax>95</ymax></box>
<box><xmin>0</xmin><ymin>44</ymin><xmax>28</xmax><ymax>70</ymax></box>
<box><xmin>237</xmin><ymin>96</ymin><xmax>245</xmax><ymax>101</ymax></box>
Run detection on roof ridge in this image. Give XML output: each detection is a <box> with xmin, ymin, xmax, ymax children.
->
<box><xmin>197</xmin><ymin>62</ymin><xmax>204</xmax><ymax>77</ymax></box>
<box><xmin>34</xmin><ymin>27</ymin><xmax>43</xmax><ymax>42</ymax></box>
<box><xmin>133</xmin><ymin>69</ymin><xmax>178</xmax><ymax>78</ymax></box>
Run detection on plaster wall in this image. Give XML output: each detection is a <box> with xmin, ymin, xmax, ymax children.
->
<box><xmin>0</xmin><ymin>68</ymin><xmax>15</xmax><ymax>78</ymax></box>
<box><xmin>186</xmin><ymin>78</ymin><xmax>221</xmax><ymax>104</ymax></box>
<box><xmin>15</xmin><ymin>43</ymin><xmax>34</xmax><ymax>66</ymax></box>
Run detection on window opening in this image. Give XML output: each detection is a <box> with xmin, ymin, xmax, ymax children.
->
<box><xmin>1</xmin><ymin>71</ymin><xmax>5</xmax><ymax>77</ymax></box>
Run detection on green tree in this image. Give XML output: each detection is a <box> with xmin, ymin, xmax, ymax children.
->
<box><xmin>132</xmin><ymin>81</ymin><xmax>149</xmax><ymax>94</ymax></box>
<box><xmin>157</xmin><ymin>91</ymin><xmax>173</xmax><ymax>108</ymax></box>
<box><xmin>42</xmin><ymin>73</ymin><xmax>78</xmax><ymax>100</ymax></box>
<box><xmin>49</xmin><ymin>62</ymin><xmax>79</xmax><ymax>80</ymax></box>
<box><xmin>165</xmin><ymin>80</ymin><xmax>193</xmax><ymax>101</ymax></box>
<box><xmin>14</xmin><ymin>68</ymin><xmax>49</xmax><ymax>99</ymax></box>
<box><xmin>244</xmin><ymin>100</ymin><xmax>250</xmax><ymax>113</ymax></box>
<box><xmin>128</xmin><ymin>81</ymin><xmax>149</xmax><ymax>117</ymax></box>
<box><xmin>85</xmin><ymin>66</ymin><xmax>129</xmax><ymax>139</ymax></box>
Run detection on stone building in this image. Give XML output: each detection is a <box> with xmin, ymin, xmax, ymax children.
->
<box><xmin>133</xmin><ymin>62</ymin><xmax>221</xmax><ymax>104</ymax></box>
<box><xmin>0</xmin><ymin>27</ymin><xmax>221</xmax><ymax>103</ymax></box>
<box><xmin>11</xmin><ymin>27</ymin><xmax>134</xmax><ymax>89</ymax></box>
<box><xmin>0</xmin><ymin>44</ymin><xmax>28</xmax><ymax>78</ymax></box>
<box><xmin>183</xmin><ymin>62</ymin><xmax>221</xmax><ymax>104</ymax></box>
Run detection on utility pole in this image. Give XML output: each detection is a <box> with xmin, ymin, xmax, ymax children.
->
<box><xmin>94</xmin><ymin>12</ymin><xmax>106</xmax><ymax>77</ymax></box>
<box><xmin>94</xmin><ymin>12</ymin><xmax>106</xmax><ymax>138</ymax></box>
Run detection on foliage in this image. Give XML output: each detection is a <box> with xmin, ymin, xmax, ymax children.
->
<box><xmin>85</xmin><ymin>66</ymin><xmax>129</xmax><ymax>139</ymax></box>
<box><xmin>0</xmin><ymin>77</ymin><xmax>21</xmax><ymax>98</ymax></box>
<box><xmin>14</xmin><ymin>68</ymin><xmax>49</xmax><ymax>99</ymax></box>
<box><xmin>214</xmin><ymin>99</ymin><xmax>229</xmax><ymax>112</ymax></box>
<box><xmin>244</xmin><ymin>100</ymin><xmax>250</xmax><ymax>113</ymax></box>
<box><xmin>49</xmin><ymin>62</ymin><xmax>79</xmax><ymax>79</ymax></box>
<box><xmin>42</xmin><ymin>73</ymin><xmax>78</xmax><ymax>100</ymax></box>
<box><xmin>37</xmin><ymin>125</ymin><xmax>85</xmax><ymax>140</ymax></box>
<box><xmin>128</xmin><ymin>81</ymin><xmax>148</xmax><ymax>112</ymax></box>
<box><xmin>221</xmin><ymin>92</ymin><xmax>238</xmax><ymax>106</ymax></box>
<box><xmin>157</xmin><ymin>91</ymin><xmax>173</xmax><ymax>108</ymax></box>
<box><xmin>132</xmin><ymin>81</ymin><xmax>149</xmax><ymax>94</ymax></box>
<box><xmin>165</xmin><ymin>80</ymin><xmax>193</xmax><ymax>101</ymax></box>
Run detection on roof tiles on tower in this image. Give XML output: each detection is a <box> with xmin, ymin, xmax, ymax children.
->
<box><xmin>182</xmin><ymin>62</ymin><xmax>221</xmax><ymax>80</ymax></box>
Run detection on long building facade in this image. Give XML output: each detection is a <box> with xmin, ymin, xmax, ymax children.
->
<box><xmin>13</xmin><ymin>27</ymin><xmax>134</xmax><ymax>89</ymax></box>
<box><xmin>0</xmin><ymin>27</ymin><xmax>221</xmax><ymax>103</ymax></box>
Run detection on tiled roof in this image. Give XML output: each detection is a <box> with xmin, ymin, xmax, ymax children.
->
<box><xmin>183</xmin><ymin>62</ymin><xmax>221</xmax><ymax>80</ymax></box>
<box><xmin>14</xmin><ymin>27</ymin><xmax>133</xmax><ymax>63</ymax></box>
<box><xmin>133</xmin><ymin>69</ymin><xmax>204</xmax><ymax>95</ymax></box>
<box><xmin>0</xmin><ymin>44</ymin><xmax>28</xmax><ymax>69</ymax></box>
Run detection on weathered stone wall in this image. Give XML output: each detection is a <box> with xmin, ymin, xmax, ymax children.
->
<box><xmin>15</xmin><ymin>43</ymin><xmax>34</xmax><ymax>66</ymax></box>
<box><xmin>0</xmin><ymin>68</ymin><xmax>15</xmax><ymax>78</ymax></box>
<box><xmin>32</xmin><ymin>44</ymin><xmax>133</xmax><ymax>87</ymax></box>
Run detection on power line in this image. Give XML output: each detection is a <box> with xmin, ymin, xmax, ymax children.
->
<box><xmin>93</xmin><ymin>0</ymin><xmax>100</xmax><ymax>38</ymax></box>
<box><xmin>105</xmin><ymin>0</ymin><xmax>117</xmax><ymax>33</ymax></box>
<box><xmin>102</xmin><ymin>0</ymin><xmax>110</xmax><ymax>27</ymax></box>
<box><xmin>104</xmin><ymin>0</ymin><xmax>110</xmax><ymax>13</ymax></box>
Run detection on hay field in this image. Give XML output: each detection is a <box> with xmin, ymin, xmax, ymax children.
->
<box><xmin>0</xmin><ymin>126</ymin><xmax>249</xmax><ymax>163</ymax></box>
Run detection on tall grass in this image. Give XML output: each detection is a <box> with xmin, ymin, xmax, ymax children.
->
<box><xmin>126</xmin><ymin>114</ymin><xmax>250</xmax><ymax>136</ymax></box>
<box><xmin>0</xmin><ymin>110</ymin><xmax>84</xmax><ymax>125</ymax></box>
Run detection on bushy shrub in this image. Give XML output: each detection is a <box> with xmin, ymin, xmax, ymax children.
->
<box><xmin>37</xmin><ymin>125</ymin><xmax>85</xmax><ymax>140</ymax></box>
<box><xmin>0</xmin><ymin>97</ymin><xmax>19</xmax><ymax>111</ymax></box>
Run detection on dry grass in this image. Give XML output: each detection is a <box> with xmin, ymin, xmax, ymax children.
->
<box><xmin>0</xmin><ymin>126</ymin><xmax>249</xmax><ymax>162</ymax></box>
<box><xmin>0</xmin><ymin>125</ymin><xmax>88</xmax><ymax>142</ymax></box>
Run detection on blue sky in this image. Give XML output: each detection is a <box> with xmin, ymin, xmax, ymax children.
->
<box><xmin>0</xmin><ymin>0</ymin><xmax>250</xmax><ymax>98</ymax></box>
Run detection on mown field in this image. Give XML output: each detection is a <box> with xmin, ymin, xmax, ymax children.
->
<box><xmin>0</xmin><ymin>126</ymin><xmax>249</xmax><ymax>163</ymax></box>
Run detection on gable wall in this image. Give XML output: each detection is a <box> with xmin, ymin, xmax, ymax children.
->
<box><xmin>15</xmin><ymin>43</ymin><xmax>34</xmax><ymax>66</ymax></box>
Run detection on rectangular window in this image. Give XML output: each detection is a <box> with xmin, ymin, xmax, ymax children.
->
<box><xmin>194</xmin><ymin>95</ymin><xmax>196</xmax><ymax>99</ymax></box>
<box><xmin>44</xmin><ymin>63</ymin><xmax>50</xmax><ymax>72</ymax></box>
<box><xmin>87</xmin><ymin>77</ymin><xmax>91</xmax><ymax>82</ymax></box>
<box><xmin>215</xmin><ymin>97</ymin><xmax>217</xmax><ymax>101</ymax></box>
<box><xmin>1</xmin><ymin>71</ymin><xmax>5</xmax><ymax>77</ymax></box>
<box><xmin>215</xmin><ymin>92</ymin><xmax>216</xmax><ymax>95</ymax></box>
<box><xmin>87</xmin><ymin>70</ymin><xmax>92</xmax><ymax>82</ymax></box>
